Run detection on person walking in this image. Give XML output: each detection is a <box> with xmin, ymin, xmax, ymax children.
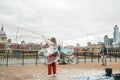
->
<box><xmin>100</xmin><ymin>44</ymin><xmax>107</xmax><ymax>66</ymax></box>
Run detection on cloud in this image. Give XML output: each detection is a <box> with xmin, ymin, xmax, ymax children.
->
<box><xmin>0</xmin><ymin>0</ymin><xmax>120</xmax><ymax>46</ymax></box>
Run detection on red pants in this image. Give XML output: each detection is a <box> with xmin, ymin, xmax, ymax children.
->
<box><xmin>48</xmin><ymin>62</ymin><xmax>56</xmax><ymax>75</ymax></box>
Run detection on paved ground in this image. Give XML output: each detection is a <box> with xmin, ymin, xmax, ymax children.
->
<box><xmin>0</xmin><ymin>62</ymin><xmax>120</xmax><ymax>80</ymax></box>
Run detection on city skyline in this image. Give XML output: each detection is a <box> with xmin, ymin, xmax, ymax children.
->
<box><xmin>0</xmin><ymin>0</ymin><xmax>120</xmax><ymax>46</ymax></box>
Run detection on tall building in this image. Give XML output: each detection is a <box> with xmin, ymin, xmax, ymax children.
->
<box><xmin>113</xmin><ymin>25</ymin><xmax>120</xmax><ymax>44</ymax></box>
<box><xmin>108</xmin><ymin>38</ymin><xmax>113</xmax><ymax>46</ymax></box>
<box><xmin>104</xmin><ymin>35</ymin><xmax>113</xmax><ymax>47</ymax></box>
<box><xmin>0</xmin><ymin>25</ymin><xmax>7</xmax><ymax>49</ymax></box>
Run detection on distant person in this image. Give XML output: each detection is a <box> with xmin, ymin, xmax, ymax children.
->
<box><xmin>43</xmin><ymin>44</ymin><xmax>49</xmax><ymax>65</ymax></box>
<box><xmin>58</xmin><ymin>44</ymin><xmax>65</xmax><ymax>59</ymax></box>
<box><xmin>100</xmin><ymin>44</ymin><xmax>107</xmax><ymax>66</ymax></box>
<box><xmin>37</xmin><ymin>43</ymin><xmax>48</xmax><ymax>65</ymax></box>
<box><xmin>57</xmin><ymin>44</ymin><xmax>62</xmax><ymax>64</ymax></box>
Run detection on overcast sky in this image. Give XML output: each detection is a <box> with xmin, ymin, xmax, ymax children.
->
<box><xmin>0</xmin><ymin>0</ymin><xmax>120</xmax><ymax>46</ymax></box>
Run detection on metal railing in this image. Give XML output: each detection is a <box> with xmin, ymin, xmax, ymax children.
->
<box><xmin>74</xmin><ymin>50</ymin><xmax>120</xmax><ymax>63</ymax></box>
<box><xmin>0</xmin><ymin>49</ymin><xmax>38</xmax><ymax>66</ymax></box>
<box><xmin>0</xmin><ymin>49</ymin><xmax>120</xmax><ymax>66</ymax></box>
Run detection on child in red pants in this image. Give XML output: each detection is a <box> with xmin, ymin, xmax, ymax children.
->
<box><xmin>43</xmin><ymin>37</ymin><xmax>58</xmax><ymax>77</ymax></box>
<box><xmin>48</xmin><ymin>62</ymin><xmax>56</xmax><ymax>76</ymax></box>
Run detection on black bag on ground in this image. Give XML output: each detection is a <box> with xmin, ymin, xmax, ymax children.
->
<box><xmin>105</xmin><ymin>68</ymin><xmax>112</xmax><ymax>76</ymax></box>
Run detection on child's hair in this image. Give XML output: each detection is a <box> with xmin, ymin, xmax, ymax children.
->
<box><xmin>50</xmin><ymin>37</ymin><xmax>57</xmax><ymax>44</ymax></box>
<box><xmin>45</xmin><ymin>43</ymin><xmax>49</xmax><ymax>48</ymax></box>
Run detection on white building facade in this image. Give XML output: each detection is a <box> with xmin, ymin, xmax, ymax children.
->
<box><xmin>0</xmin><ymin>25</ymin><xmax>7</xmax><ymax>49</ymax></box>
<box><xmin>104</xmin><ymin>35</ymin><xmax>113</xmax><ymax>48</ymax></box>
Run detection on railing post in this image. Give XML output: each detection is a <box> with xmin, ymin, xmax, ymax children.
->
<box><xmin>6</xmin><ymin>50</ymin><xmax>9</xmax><ymax>67</ymax></box>
<box><xmin>91</xmin><ymin>52</ymin><xmax>92</xmax><ymax>63</ymax></box>
<box><xmin>110</xmin><ymin>52</ymin><xmax>111</xmax><ymax>62</ymax></box>
<box><xmin>22</xmin><ymin>51</ymin><xmax>24</xmax><ymax>66</ymax></box>
<box><xmin>115</xmin><ymin>53</ymin><xmax>117</xmax><ymax>62</ymax></box>
<box><xmin>84</xmin><ymin>52</ymin><xmax>86</xmax><ymax>63</ymax></box>
<box><xmin>91</xmin><ymin>53</ymin><xmax>93</xmax><ymax>63</ymax></box>
<box><xmin>98</xmin><ymin>53</ymin><xmax>100</xmax><ymax>62</ymax></box>
<box><xmin>76</xmin><ymin>52</ymin><xmax>79</xmax><ymax>64</ymax></box>
<box><xmin>115</xmin><ymin>49</ymin><xmax>117</xmax><ymax>62</ymax></box>
<box><xmin>35</xmin><ymin>51</ymin><xmax>38</xmax><ymax>65</ymax></box>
